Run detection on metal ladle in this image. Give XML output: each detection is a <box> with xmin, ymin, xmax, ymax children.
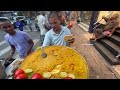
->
<box><xmin>41</xmin><ymin>47</ymin><xmax>47</xmax><ymax>58</ymax></box>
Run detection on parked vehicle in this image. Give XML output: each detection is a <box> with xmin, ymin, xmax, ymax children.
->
<box><xmin>0</xmin><ymin>17</ymin><xmax>9</xmax><ymax>19</ymax></box>
<box><xmin>16</xmin><ymin>16</ymin><xmax>27</xmax><ymax>25</ymax></box>
<box><xmin>0</xmin><ymin>17</ymin><xmax>11</xmax><ymax>22</ymax></box>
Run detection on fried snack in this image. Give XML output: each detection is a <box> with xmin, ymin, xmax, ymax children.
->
<box><xmin>64</xmin><ymin>35</ymin><xmax>74</xmax><ymax>42</ymax></box>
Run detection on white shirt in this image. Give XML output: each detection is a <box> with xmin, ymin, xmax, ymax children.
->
<box><xmin>37</xmin><ymin>15</ymin><xmax>47</xmax><ymax>35</ymax></box>
<box><xmin>42</xmin><ymin>26</ymin><xmax>71</xmax><ymax>47</ymax></box>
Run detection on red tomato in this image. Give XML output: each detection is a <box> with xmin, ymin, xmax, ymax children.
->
<box><xmin>64</xmin><ymin>77</ymin><xmax>73</xmax><ymax>79</ymax></box>
<box><xmin>14</xmin><ymin>69</ymin><xmax>25</xmax><ymax>78</ymax></box>
<box><xmin>31</xmin><ymin>73</ymin><xmax>43</xmax><ymax>79</ymax></box>
<box><xmin>15</xmin><ymin>73</ymin><xmax>28</xmax><ymax>79</ymax></box>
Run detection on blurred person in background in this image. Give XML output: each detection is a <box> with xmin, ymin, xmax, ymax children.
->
<box><xmin>35</xmin><ymin>15</ymin><xmax>40</xmax><ymax>31</ymax></box>
<box><xmin>26</xmin><ymin>16</ymin><xmax>33</xmax><ymax>31</ymax></box>
<box><xmin>15</xmin><ymin>18</ymin><xmax>24</xmax><ymax>31</ymax></box>
<box><xmin>90</xmin><ymin>14</ymin><xmax>119</xmax><ymax>41</ymax></box>
<box><xmin>37</xmin><ymin>12</ymin><xmax>47</xmax><ymax>45</ymax></box>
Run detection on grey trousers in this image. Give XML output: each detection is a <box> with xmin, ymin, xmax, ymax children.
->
<box><xmin>40</xmin><ymin>35</ymin><xmax>45</xmax><ymax>46</ymax></box>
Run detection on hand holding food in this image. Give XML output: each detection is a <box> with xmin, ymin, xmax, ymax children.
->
<box><xmin>64</xmin><ymin>35</ymin><xmax>75</xmax><ymax>43</ymax></box>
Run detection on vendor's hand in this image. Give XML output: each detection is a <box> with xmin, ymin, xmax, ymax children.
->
<box><xmin>67</xmin><ymin>38</ymin><xmax>75</xmax><ymax>43</ymax></box>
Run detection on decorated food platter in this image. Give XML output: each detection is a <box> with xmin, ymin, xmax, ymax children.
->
<box><xmin>15</xmin><ymin>45</ymin><xmax>89</xmax><ymax>79</ymax></box>
<box><xmin>15</xmin><ymin>46</ymin><xmax>89</xmax><ymax>79</ymax></box>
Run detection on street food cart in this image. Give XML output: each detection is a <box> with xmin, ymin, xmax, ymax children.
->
<box><xmin>5</xmin><ymin>45</ymin><xmax>89</xmax><ymax>79</ymax></box>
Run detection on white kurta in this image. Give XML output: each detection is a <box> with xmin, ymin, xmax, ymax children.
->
<box><xmin>37</xmin><ymin>15</ymin><xmax>47</xmax><ymax>35</ymax></box>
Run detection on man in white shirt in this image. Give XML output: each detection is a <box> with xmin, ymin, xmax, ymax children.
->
<box><xmin>37</xmin><ymin>12</ymin><xmax>47</xmax><ymax>45</ymax></box>
<box><xmin>26</xmin><ymin>16</ymin><xmax>33</xmax><ymax>31</ymax></box>
<box><xmin>42</xmin><ymin>12</ymin><xmax>74</xmax><ymax>47</ymax></box>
